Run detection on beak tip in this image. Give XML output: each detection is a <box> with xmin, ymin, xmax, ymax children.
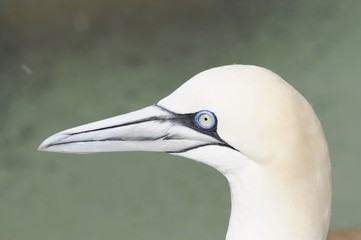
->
<box><xmin>38</xmin><ymin>138</ymin><xmax>56</xmax><ymax>152</ymax></box>
<box><xmin>38</xmin><ymin>132</ymin><xmax>69</xmax><ymax>153</ymax></box>
<box><xmin>37</xmin><ymin>142</ymin><xmax>48</xmax><ymax>152</ymax></box>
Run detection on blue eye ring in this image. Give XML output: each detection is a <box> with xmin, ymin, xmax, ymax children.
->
<box><xmin>194</xmin><ymin>110</ymin><xmax>217</xmax><ymax>130</ymax></box>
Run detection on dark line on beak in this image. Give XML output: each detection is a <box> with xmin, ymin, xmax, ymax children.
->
<box><xmin>167</xmin><ymin>142</ymin><xmax>238</xmax><ymax>154</ymax></box>
<box><xmin>68</xmin><ymin>117</ymin><xmax>162</xmax><ymax>136</ymax></box>
<box><xmin>45</xmin><ymin>134</ymin><xmax>170</xmax><ymax>148</ymax></box>
<box><xmin>69</xmin><ymin>106</ymin><xmax>173</xmax><ymax>136</ymax></box>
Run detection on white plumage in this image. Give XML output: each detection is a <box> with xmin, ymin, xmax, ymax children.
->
<box><xmin>39</xmin><ymin>65</ymin><xmax>332</xmax><ymax>240</ymax></box>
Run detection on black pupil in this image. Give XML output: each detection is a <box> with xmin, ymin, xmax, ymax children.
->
<box><xmin>204</xmin><ymin>117</ymin><xmax>208</xmax><ymax>121</ymax></box>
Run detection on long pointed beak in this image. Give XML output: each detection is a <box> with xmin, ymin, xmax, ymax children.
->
<box><xmin>38</xmin><ymin>105</ymin><xmax>222</xmax><ymax>154</ymax></box>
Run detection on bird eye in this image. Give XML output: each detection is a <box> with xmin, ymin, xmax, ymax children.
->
<box><xmin>194</xmin><ymin>110</ymin><xmax>216</xmax><ymax>130</ymax></box>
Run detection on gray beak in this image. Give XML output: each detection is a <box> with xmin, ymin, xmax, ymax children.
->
<box><xmin>38</xmin><ymin>105</ymin><xmax>224</xmax><ymax>154</ymax></box>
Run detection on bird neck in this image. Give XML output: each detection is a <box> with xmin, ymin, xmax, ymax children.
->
<box><xmin>176</xmin><ymin>144</ymin><xmax>331</xmax><ymax>240</ymax></box>
<box><xmin>224</xmin><ymin>163</ymin><xmax>331</xmax><ymax>240</ymax></box>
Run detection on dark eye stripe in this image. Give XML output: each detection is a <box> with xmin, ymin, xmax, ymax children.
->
<box><xmin>155</xmin><ymin>104</ymin><xmax>239</xmax><ymax>153</ymax></box>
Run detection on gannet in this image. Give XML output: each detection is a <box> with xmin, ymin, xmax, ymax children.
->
<box><xmin>39</xmin><ymin>65</ymin><xmax>332</xmax><ymax>240</ymax></box>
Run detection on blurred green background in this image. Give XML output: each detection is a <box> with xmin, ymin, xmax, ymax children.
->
<box><xmin>1</xmin><ymin>0</ymin><xmax>360</xmax><ymax>239</ymax></box>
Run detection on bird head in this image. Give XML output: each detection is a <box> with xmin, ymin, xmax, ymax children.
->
<box><xmin>39</xmin><ymin>65</ymin><xmax>328</xmax><ymax>178</ymax></box>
